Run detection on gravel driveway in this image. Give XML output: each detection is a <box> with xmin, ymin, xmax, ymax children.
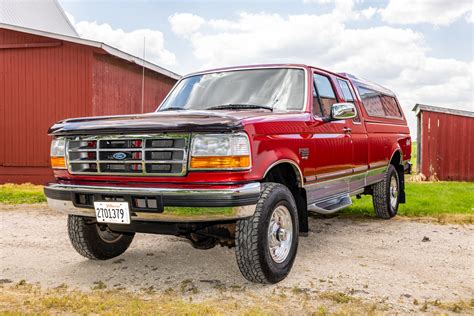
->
<box><xmin>1</xmin><ymin>204</ymin><xmax>472</xmax><ymax>313</ymax></box>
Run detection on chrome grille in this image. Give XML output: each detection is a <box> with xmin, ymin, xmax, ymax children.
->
<box><xmin>66</xmin><ymin>134</ymin><xmax>189</xmax><ymax>176</ymax></box>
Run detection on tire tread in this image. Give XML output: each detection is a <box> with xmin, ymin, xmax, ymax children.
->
<box><xmin>236</xmin><ymin>183</ymin><xmax>298</xmax><ymax>283</ymax></box>
<box><xmin>67</xmin><ymin>215</ymin><xmax>134</xmax><ymax>260</ymax></box>
<box><xmin>372</xmin><ymin>165</ymin><xmax>398</xmax><ymax>219</ymax></box>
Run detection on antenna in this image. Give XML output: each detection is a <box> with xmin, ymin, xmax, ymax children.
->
<box><xmin>141</xmin><ymin>37</ymin><xmax>146</xmax><ymax>113</ymax></box>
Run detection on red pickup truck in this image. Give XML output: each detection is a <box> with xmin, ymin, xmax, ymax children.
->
<box><xmin>45</xmin><ymin>64</ymin><xmax>411</xmax><ymax>283</ymax></box>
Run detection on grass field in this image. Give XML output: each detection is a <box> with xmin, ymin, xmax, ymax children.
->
<box><xmin>0</xmin><ymin>183</ymin><xmax>46</xmax><ymax>204</ymax></box>
<box><xmin>344</xmin><ymin>181</ymin><xmax>474</xmax><ymax>219</ymax></box>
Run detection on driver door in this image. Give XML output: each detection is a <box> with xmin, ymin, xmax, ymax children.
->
<box><xmin>304</xmin><ymin>71</ymin><xmax>354</xmax><ymax>203</ymax></box>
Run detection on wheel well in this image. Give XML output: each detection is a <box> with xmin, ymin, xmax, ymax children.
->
<box><xmin>263</xmin><ymin>163</ymin><xmax>300</xmax><ymax>189</ymax></box>
<box><xmin>389</xmin><ymin>150</ymin><xmax>406</xmax><ymax>204</ymax></box>
<box><xmin>263</xmin><ymin>163</ymin><xmax>308</xmax><ymax>234</ymax></box>
<box><xmin>390</xmin><ymin>150</ymin><xmax>402</xmax><ymax>166</ymax></box>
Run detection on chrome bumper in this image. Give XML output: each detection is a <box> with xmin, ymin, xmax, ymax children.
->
<box><xmin>45</xmin><ymin>183</ymin><xmax>260</xmax><ymax>222</ymax></box>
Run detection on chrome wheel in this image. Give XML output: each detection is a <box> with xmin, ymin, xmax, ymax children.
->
<box><xmin>389</xmin><ymin>175</ymin><xmax>399</xmax><ymax>209</ymax></box>
<box><xmin>267</xmin><ymin>205</ymin><xmax>293</xmax><ymax>263</ymax></box>
<box><xmin>96</xmin><ymin>225</ymin><xmax>123</xmax><ymax>243</ymax></box>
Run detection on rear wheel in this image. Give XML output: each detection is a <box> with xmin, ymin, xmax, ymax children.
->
<box><xmin>235</xmin><ymin>183</ymin><xmax>299</xmax><ymax>284</ymax></box>
<box><xmin>372</xmin><ymin>164</ymin><xmax>400</xmax><ymax>219</ymax></box>
<box><xmin>68</xmin><ymin>215</ymin><xmax>134</xmax><ymax>260</ymax></box>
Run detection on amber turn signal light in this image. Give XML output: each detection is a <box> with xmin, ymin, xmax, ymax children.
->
<box><xmin>190</xmin><ymin>155</ymin><xmax>250</xmax><ymax>169</ymax></box>
<box><xmin>50</xmin><ymin>156</ymin><xmax>66</xmax><ymax>169</ymax></box>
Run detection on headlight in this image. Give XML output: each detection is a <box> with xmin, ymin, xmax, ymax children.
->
<box><xmin>190</xmin><ymin>133</ymin><xmax>251</xmax><ymax>170</ymax></box>
<box><xmin>50</xmin><ymin>138</ymin><xmax>66</xmax><ymax>169</ymax></box>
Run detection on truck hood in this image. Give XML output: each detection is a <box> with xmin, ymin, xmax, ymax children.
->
<box><xmin>48</xmin><ymin>110</ymin><xmax>274</xmax><ymax>136</ymax></box>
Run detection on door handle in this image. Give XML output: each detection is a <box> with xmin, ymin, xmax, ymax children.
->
<box><xmin>343</xmin><ymin>127</ymin><xmax>352</xmax><ymax>134</ymax></box>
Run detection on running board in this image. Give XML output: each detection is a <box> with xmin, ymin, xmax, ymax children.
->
<box><xmin>307</xmin><ymin>193</ymin><xmax>352</xmax><ymax>215</ymax></box>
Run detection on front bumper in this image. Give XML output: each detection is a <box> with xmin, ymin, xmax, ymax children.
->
<box><xmin>44</xmin><ymin>182</ymin><xmax>260</xmax><ymax>222</ymax></box>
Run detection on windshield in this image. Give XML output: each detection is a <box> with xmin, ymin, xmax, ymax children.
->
<box><xmin>158</xmin><ymin>68</ymin><xmax>306</xmax><ymax>112</ymax></box>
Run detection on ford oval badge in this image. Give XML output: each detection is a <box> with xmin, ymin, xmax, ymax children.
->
<box><xmin>112</xmin><ymin>152</ymin><xmax>127</xmax><ymax>160</ymax></box>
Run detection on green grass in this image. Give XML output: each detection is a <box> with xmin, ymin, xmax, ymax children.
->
<box><xmin>0</xmin><ymin>183</ymin><xmax>46</xmax><ymax>204</ymax></box>
<box><xmin>411</xmin><ymin>141</ymin><xmax>417</xmax><ymax>173</ymax></box>
<box><xmin>344</xmin><ymin>181</ymin><xmax>474</xmax><ymax>218</ymax></box>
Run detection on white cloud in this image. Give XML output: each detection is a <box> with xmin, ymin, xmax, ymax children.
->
<box><xmin>67</xmin><ymin>13</ymin><xmax>176</xmax><ymax>67</ymax></box>
<box><xmin>380</xmin><ymin>0</ymin><xmax>473</xmax><ymax>26</ymax></box>
<box><xmin>168</xmin><ymin>13</ymin><xmax>205</xmax><ymax>37</ymax></box>
<box><xmin>169</xmin><ymin>10</ymin><xmax>473</xmax><ymax>134</ymax></box>
<box><xmin>467</xmin><ymin>10</ymin><xmax>474</xmax><ymax>23</ymax></box>
<box><xmin>360</xmin><ymin>7</ymin><xmax>377</xmax><ymax>19</ymax></box>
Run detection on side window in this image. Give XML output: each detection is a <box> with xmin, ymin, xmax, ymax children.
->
<box><xmin>337</xmin><ymin>79</ymin><xmax>354</xmax><ymax>102</ymax></box>
<box><xmin>337</xmin><ymin>79</ymin><xmax>360</xmax><ymax>122</ymax></box>
<box><xmin>312</xmin><ymin>80</ymin><xmax>322</xmax><ymax>117</ymax></box>
<box><xmin>313</xmin><ymin>82</ymin><xmax>323</xmax><ymax>117</ymax></box>
<box><xmin>313</xmin><ymin>74</ymin><xmax>337</xmax><ymax>117</ymax></box>
<box><xmin>358</xmin><ymin>86</ymin><xmax>403</xmax><ymax>118</ymax></box>
<box><xmin>358</xmin><ymin>86</ymin><xmax>384</xmax><ymax>117</ymax></box>
<box><xmin>381</xmin><ymin>96</ymin><xmax>402</xmax><ymax>117</ymax></box>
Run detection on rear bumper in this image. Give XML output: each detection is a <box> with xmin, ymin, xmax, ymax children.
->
<box><xmin>44</xmin><ymin>182</ymin><xmax>260</xmax><ymax>222</ymax></box>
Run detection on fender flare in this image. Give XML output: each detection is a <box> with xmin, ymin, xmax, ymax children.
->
<box><xmin>389</xmin><ymin>148</ymin><xmax>403</xmax><ymax>166</ymax></box>
<box><xmin>263</xmin><ymin>159</ymin><xmax>304</xmax><ymax>188</ymax></box>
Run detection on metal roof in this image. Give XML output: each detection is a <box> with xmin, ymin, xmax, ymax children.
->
<box><xmin>413</xmin><ymin>104</ymin><xmax>474</xmax><ymax>118</ymax></box>
<box><xmin>0</xmin><ymin>0</ymin><xmax>78</xmax><ymax>37</ymax></box>
<box><xmin>0</xmin><ymin>23</ymin><xmax>181</xmax><ymax>80</ymax></box>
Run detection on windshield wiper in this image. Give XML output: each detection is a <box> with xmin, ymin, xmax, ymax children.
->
<box><xmin>206</xmin><ymin>104</ymin><xmax>273</xmax><ymax>111</ymax></box>
<box><xmin>159</xmin><ymin>106</ymin><xmax>186</xmax><ymax>111</ymax></box>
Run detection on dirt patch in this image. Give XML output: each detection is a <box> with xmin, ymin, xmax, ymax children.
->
<box><xmin>0</xmin><ymin>204</ymin><xmax>473</xmax><ymax>314</ymax></box>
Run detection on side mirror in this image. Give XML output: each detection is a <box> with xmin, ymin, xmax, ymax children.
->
<box><xmin>330</xmin><ymin>102</ymin><xmax>357</xmax><ymax>120</ymax></box>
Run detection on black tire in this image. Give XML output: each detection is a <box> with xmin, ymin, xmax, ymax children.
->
<box><xmin>372</xmin><ymin>164</ymin><xmax>400</xmax><ymax>219</ymax></box>
<box><xmin>235</xmin><ymin>183</ymin><xmax>299</xmax><ymax>284</ymax></box>
<box><xmin>67</xmin><ymin>215</ymin><xmax>135</xmax><ymax>260</ymax></box>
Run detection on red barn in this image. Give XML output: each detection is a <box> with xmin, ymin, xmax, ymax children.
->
<box><xmin>413</xmin><ymin>104</ymin><xmax>474</xmax><ymax>181</ymax></box>
<box><xmin>0</xmin><ymin>23</ymin><xmax>180</xmax><ymax>184</ymax></box>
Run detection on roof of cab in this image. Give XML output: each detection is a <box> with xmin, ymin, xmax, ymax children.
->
<box><xmin>338</xmin><ymin>72</ymin><xmax>396</xmax><ymax>97</ymax></box>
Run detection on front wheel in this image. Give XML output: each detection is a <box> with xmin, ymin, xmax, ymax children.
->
<box><xmin>235</xmin><ymin>183</ymin><xmax>299</xmax><ymax>284</ymax></box>
<box><xmin>67</xmin><ymin>215</ymin><xmax>135</xmax><ymax>260</ymax></box>
<box><xmin>372</xmin><ymin>164</ymin><xmax>400</xmax><ymax>219</ymax></box>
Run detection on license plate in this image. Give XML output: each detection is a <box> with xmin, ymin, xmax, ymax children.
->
<box><xmin>94</xmin><ymin>201</ymin><xmax>130</xmax><ymax>224</ymax></box>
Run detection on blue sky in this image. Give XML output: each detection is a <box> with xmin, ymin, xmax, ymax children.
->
<box><xmin>61</xmin><ymin>0</ymin><xmax>473</xmax><ymax>69</ymax></box>
<box><xmin>60</xmin><ymin>0</ymin><xmax>473</xmax><ymax>133</ymax></box>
